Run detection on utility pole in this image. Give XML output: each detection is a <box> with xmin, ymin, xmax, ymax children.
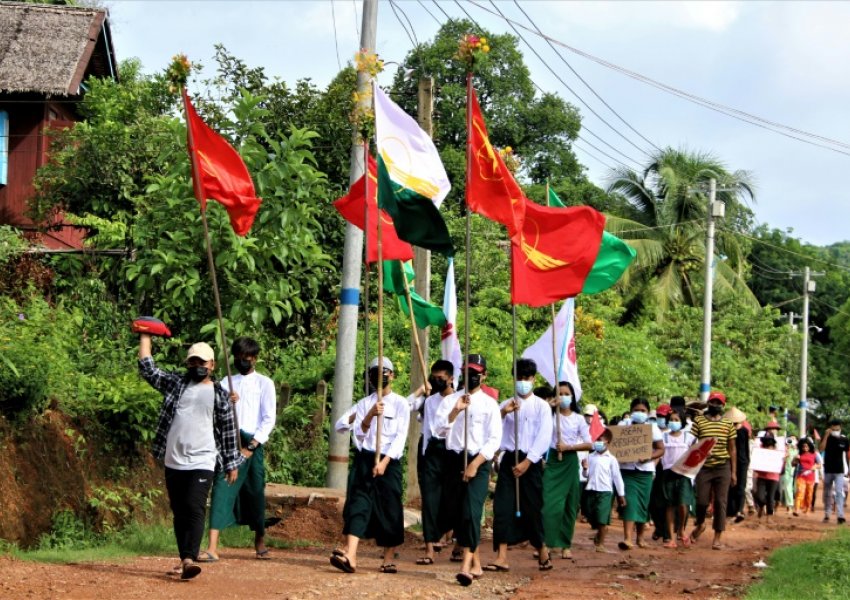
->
<box><xmin>799</xmin><ymin>267</ymin><xmax>819</xmax><ymax>436</ymax></box>
<box><xmin>326</xmin><ymin>0</ymin><xmax>378</xmax><ymax>490</ymax></box>
<box><xmin>699</xmin><ymin>178</ymin><xmax>723</xmax><ymax>402</ymax></box>
<box><xmin>405</xmin><ymin>76</ymin><xmax>434</xmax><ymax>500</ymax></box>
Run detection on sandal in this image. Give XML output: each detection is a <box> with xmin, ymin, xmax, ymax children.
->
<box><xmin>330</xmin><ymin>553</ymin><xmax>356</xmax><ymax>573</ymax></box>
<box><xmin>561</xmin><ymin>549</ymin><xmax>572</xmax><ymax>559</ymax></box>
<box><xmin>662</xmin><ymin>540</ymin><xmax>677</xmax><ymax>549</ymax></box>
<box><xmin>681</xmin><ymin>535</ymin><xmax>691</xmax><ymax>548</ymax></box>
<box><xmin>483</xmin><ymin>563</ymin><xmax>510</xmax><ymax>572</ymax></box>
<box><xmin>456</xmin><ymin>572</ymin><xmax>474</xmax><ymax>587</ymax></box>
<box><xmin>181</xmin><ymin>562</ymin><xmax>202</xmax><ymax>580</ymax></box>
<box><xmin>636</xmin><ymin>539</ymin><xmax>648</xmax><ymax>549</ymax></box>
<box><xmin>538</xmin><ymin>558</ymin><xmax>553</xmax><ymax>571</ymax></box>
<box><xmin>380</xmin><ymin>563</ymin><xmax>398</xmax><ymax>574</ymax></box>
<box><xmin>255</xmin><ymin>548</ymin><xmax>271</xmax><ymax>560</ymax></box>
<box><xmin>196</xmin><ymin>550</ymin><xmax>219</xmax><ymax>563</ymax></box>
<box><xmin>618</xmin><ymin>541</ymin><xmax>633</xmax><ymax>551</ymax></box>
<box><xmin>712</xmin><ymin>543</ymin><xmax>724</xmax><ymax>551</ymax></box>
<box><xmin>450</xmin><ymin>549</ymin><xmax>464</xmax><ymax>563</ymax></box>
<box><xmin>415</xmin><ymin>556</ymin><xmax>434</xmax><ymax>565</ymax></box>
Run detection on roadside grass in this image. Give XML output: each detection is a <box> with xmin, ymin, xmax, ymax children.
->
<box><xmin>747</xmin><ymin>527</ymin><xmax>850</xmax><ymax>599</ymax></box>
<box><xmin>2</xmin><ymin>520</ymin><xmax>322</xmax><ymax>564</ymax></box>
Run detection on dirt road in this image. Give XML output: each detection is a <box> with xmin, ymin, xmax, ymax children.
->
<box><xmin>0</xmin><ymin>511</ymin><xmax>831</xmax><ymax>600</ymax></box>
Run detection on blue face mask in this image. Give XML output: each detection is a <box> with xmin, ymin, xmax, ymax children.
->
<box><xmin>630</xmin><ymin>411</ymin><xmax>648</xmax><ymax>425</ymax></box>
<box><xmin>656</xmin><ymin>418</ymin><xmax>667</xmax><ymax>429</ymax></box>
<box><xmin>559</xmin><ymin>395</ymin><xmax>572</xmax><ymax>409</ymax></box>
<box><xmin>668</xmin><ymin>421</ymin><xmax>683</xmax><ymax>433</ymax></box>
<box><xmin>515</xmin><ymin>380</ymin><xmax>533</xmax><ymax>396</ymax></box>
<box><xmin>592</xmin><ymin>441</ymin><xmax>606</xmax><ymax>453</ymax></box>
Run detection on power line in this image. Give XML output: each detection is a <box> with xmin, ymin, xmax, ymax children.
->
<box><xmin>720</xmin><ymin>225</ymin><xmax>850</xmax><ymax>274</ymax></box>
<box><xmin>481</xmin><ymin>0</ymin><xmax>654</xmax><ymax>159</ymax></box>
<box><xmin>330</xmin><ymin>0</ymin><xmax>343</xmax><ymax>71</ymax></box>
<box><xmin>467</xmin><ymin>0</ymin><xmax>850</xmax><ymax>159</ymax></box>
<box><xmin>430</xmin><ymin>0</ymin><xmax>453</xmax><ymax>21</ymax></box>
<box><xmin>572</xmin><ymin>141</ymin><xmax>616</xmax><ymax>171</ymax></box>
<box><xmin>416</xmin><ymin>0</ymin><xmax>441</xmax><ymax>26</ymax></box>
<box><xmin>508</xmin><ymin>0</ymin><xmax>660</xmax><ymax>153</ymax></box>
<box><xmin>352</xmin><ymin>0</ymin><xmax>360</xmax><ymax>38</ymax></box>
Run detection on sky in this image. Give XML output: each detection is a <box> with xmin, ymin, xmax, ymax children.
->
<box><xmin>106</xmin><ymin>0</ymin><xmax>850</xmax><ymax>248</ymax></box>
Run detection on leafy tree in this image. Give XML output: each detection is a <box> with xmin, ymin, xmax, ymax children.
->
<box><xmin>606</xmin><ymin>147</ymin><xmax>757</xmax><ymax>319</ymax></box>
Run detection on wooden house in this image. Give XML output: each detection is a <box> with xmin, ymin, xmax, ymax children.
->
<box><xmin>0</xmin><ymin>1</ymin><xmax>118</xmax><ymax>249</ymax></box>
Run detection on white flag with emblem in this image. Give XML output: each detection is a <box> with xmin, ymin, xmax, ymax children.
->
<box><xmin>522</xmin><ymin>298</ymin><xmax>582</xmax><ymax>401</ymax></box>
<box><xmin>441</xmin><ymin>258</ymin><xmax>463</xmax><ymax>387</ymax></box>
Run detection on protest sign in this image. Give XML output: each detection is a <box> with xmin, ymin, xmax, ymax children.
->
<box><xmin>608</xmin><ymin>424</ymin><xmax>653</xmax><ymax>463</ymax></box>
<box><xmin>671</xmin><ymin>437</ymin><xmax>717</xmax><ymax>478</ymax></box>
<box><xmin>750</xmin><ymin>447</ymin><xmax>784</xmax><ymax>474</ymax></box>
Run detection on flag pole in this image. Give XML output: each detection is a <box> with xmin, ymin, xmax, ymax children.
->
<box><xmin>547</xmin><ymin>181</ymin><xmax>562</xmax><ymax>461</ymax></box>
<box><xmin>512</xmin><ymin>302</ymin><xmax>521</xmax><ymax>518</ymax></box>
<box><xmin>362</xmin><ymin>143</ymin><xmax>371</xmax><ymax>397</ymax></box>
<box><xmin>375</xmin><ymin>141</ymin><xmax>384</xmax><ymax>468</ymax></box>
<box><xmin>463</xmin><ymin>72</ymin><xmax>473</xmax><ymax>471</ymax></box>
<box><xmin>182</xmin><ymin>87</ymin><xmax>240</xmax><ymax>450</ymax></box>
<box><xmin>401</xmin><ymin>262</ymin><xmax>429</xmax><ymax>380</ymax></box>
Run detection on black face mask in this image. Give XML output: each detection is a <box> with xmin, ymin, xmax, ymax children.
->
<box><xmin>369</xmin><ymin>369</ymin><xmax>390</xmax><ymax>391</ymax></box>
<box><xmin>461</xmin><ymin>372</ymin><xmax>482</xmax><ymax>391</ymax></box>
<box><xmin>428</xmin><ymin>376</ymin><xmax>449</xmax><ymax>394</ymax></box>
<box><xmin>234</xmin><ymin>358</ymin><xmax>253</xmax><ymax>375</ymax></box>
<box><xmin>706</xmin><ymin>404</ymin><xmax>722</xmax><ymax>416</ymax></box>
<box><xmin>187</xmin><ymin>366</ymin><xmax>209</xmax><ymax>383</ymax></box>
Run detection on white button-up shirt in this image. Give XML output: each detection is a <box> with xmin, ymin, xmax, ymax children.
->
<box><xmin>434</xmin><ymin>390</ymin><xmax>502</xmax><ymax>461</ymax></box>
<box><xmin>221</xmin><ymin>371</ymin><xmax>276</xmax><ymax>444</ymax></box>
<box><xmin>353</xmin><ymin>391</ymin><xmax>411</xmax><ymax>460</ymax></box>
<box><xmin>586</xmin><ymin>450</ymin><xmax>625</xmax><ymax>496</ymax></box>
<box><xmin>334</xmin><ymin>404</ymin><xmax>361</xmax><ymax>450</ymax></box>
<box><xmin>551</xmin><ymin>411</ymin><xmax>592</xmax><ymax>449</ymax></box>
<box><xmin>498</xmin><ymin>394</ymin><xmax>553</xmax><ymax>464</ymax></box>
<box><xmin>413</xmin><ymin>391</ymin><xmax>452</xmax><ymax>455</ymax></box>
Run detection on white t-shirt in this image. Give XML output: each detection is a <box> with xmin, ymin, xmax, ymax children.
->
<box><xmin>164</xmin><ymin>382</ymin><xmax>217</xmax><ymax>471</ymax></box>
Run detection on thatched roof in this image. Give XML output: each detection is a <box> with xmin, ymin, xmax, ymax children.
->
<box><xmin>0</xmin><ymin>1</ymin><xmax>118</xmax><ymax>96</ymax></box>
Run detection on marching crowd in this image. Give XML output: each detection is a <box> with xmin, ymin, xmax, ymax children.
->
<box><xmin>136</xmin><ymin>333</ymin><xmax>848</xmax><ymax>585</ymax></box>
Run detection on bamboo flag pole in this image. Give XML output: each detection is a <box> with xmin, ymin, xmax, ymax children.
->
<box><xmin>512</xmin><ymin>302</ymin><xmax>521</xmax><ymax>518</ymax></box>
<box><xmin>363</xmin><ymin>143</ymin><xmax>371</xmax><ymax>397</ymax></box>
<box><xmin>375</xmin><ymin>140</ymin><xmax>385</xmax><ymax>468</ymax></box>
<box><xmin>463</xmin><ymin>72</ymin><xmax>473</xmax><ymax>471</ymax></box>
<box><xmin>182</xmin><ymin>87</ymin><xmax>240</xmax><ymax>450</ymax></box>
<box><xmin>400</xmin><ymin>262</ymin><xmax>429</xmax><ymax>379</ymax></box>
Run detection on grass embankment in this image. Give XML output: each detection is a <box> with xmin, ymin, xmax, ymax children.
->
<box><xmin>1</xmin><ymin>521</ymin><xmax>317</xmax><ymax>564</ymax></box>
<box><xmin>747</xmin><ymin>527</ymin><xmax>850</xmax><ymax>599</ymax></box>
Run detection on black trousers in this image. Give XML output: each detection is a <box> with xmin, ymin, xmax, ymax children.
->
<box><xmin>164</xmin><ymin>467</ymin><xmax>215</xmax><ymax>561</ymax></box>
<box><xmin>755</xmin><ymin>478</ymin><xmax>780</xmax><ymax>516</ymax></box>
<box><xmin>727</xmin><ymin>459</ymin><xmax>749</xmax><ymax>516</ymax></box>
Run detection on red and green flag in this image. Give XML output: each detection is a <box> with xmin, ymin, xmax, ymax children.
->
<box><xmin>382</xmin><ymin>260</ymin><xmax>447</xmax><ymax>329</ymax></box>
<box><xmin>547</xmin><ymin>188</ymin><xmax>636</xmax><ymax>294</ymax></box>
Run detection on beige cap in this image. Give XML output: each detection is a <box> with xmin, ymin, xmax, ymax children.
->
<box><xmin>369</xmin><ymin>356</ymin><xmax>394</xmax><ymax>372</ymax></box>
<box><xmin>186</xmin><ymin>342</ymin><xmax>215</xmax><ymax>362</ymax></box>
<box><xmin>583</xmin><ymin>403</ymin><xmax>598</xmax><ymax>416</ymax></box>
<box><xmin>724</xmin><ymin>407</ymin><xmax>746</xmax><ymax>424</ymax></box>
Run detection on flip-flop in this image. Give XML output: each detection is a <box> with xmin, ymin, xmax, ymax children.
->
<box><xmin>181</xmin><ymin>563</ymin><xmax>202</xmax><ymax>580</ymax></box>
<box><xmin>450</xmin><ymin>550</ymin><xmax>464</xmax><ymax>563</ymax></box>
<box><xmin>712</xmin><ymin>543</ymin><xmax>724</xmax><ymax>551</ymax></box>
<box><xmin>538</xmin><ymin>558</ymin><xmax>553</xmax><ymax>571</ymax></box>
<box><xmin>332</xmin><ymin>548</ymin><xmax>345</xmax><ymax>557</ymax></box>
<box><xmin>456</xmin><ymin>572</ymin><xmax>474</xmax><ymax>587</ymax></box>
<box><xmin>561</xmin><ymin>549</ymin><xmax>572</xmax><ymax>559</ymax></box>
<box><xmin>196</xmin><ymin>551</ymin><xmax>219</xmax><ymax>563</ymax></box>
<box><xmin>379</xmin><ymin>563</ymin><xmax>398</xmax><ymax>574</ymax></box>
<box><xmin>618</xmin><ymin>541</ymin><xmax>633</xmax><ymax>551</ymax></box>
<box><xmin>483</xmin><ymin>563</ymin><xmax>510</xmax><ymax>572</ymax></box>
<box><xmin>330</xmin><ymin>553</ymin><xmax>356</xmax><ymax>573</ymax></box>
<box><xmin>415</xmin><ymin>557</ymin><xmax>434</xmax><ymax>565</ymax></box>
<box><xmin>472</xmin><ymin>572</ymin><xmax>484</xmax><ymax>580</ymax></box>
<box><xmin>255</xmin><ymin>549</ymin><xmax>271</xmax><ymax>560</ymax></box>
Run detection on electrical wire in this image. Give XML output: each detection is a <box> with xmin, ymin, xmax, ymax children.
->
<box><xmin>719</xmin><ymin>225</ymin><xmax>850</xmax><ymax>273</ymax></box>
<box><xmin>330</xmin><ymin>0</ymin><xmax>343</xmax><ymax>71</ymax></box>
<box><xmin>572</xmin><ymin>141</ymin><xmax>616</xmax><ymax>171</ymax></box>
<box><xmin>430</xmin><ymin>0</ymin><xmax>453</xmax><ymax>21</ymax></box>
<box><xmin>509</xmin><ymin>0</ymin><xmax>660</xmax><ymax>153</ymax></box>
<box><xmin>416</xmin><ymin>0</ymin><xmax>442</xmax><ymax>26</ymax></box>
<box><xmin>466</xmin><ymin>0</ymin><xmax>850</xmax><ymax>158</ymax></box>
<box><xmin>352</xmin><ymin>0</ymin><xmax>360</xmax><ymax>39</ymax></box>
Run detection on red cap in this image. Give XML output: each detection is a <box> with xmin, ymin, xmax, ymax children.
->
<box><xmin>765</xmin><ymin>420</ymin><xmax>781</xmax><ymax>430</ymax></box>
<box><xmin>656</xmin><ymin>403</ymin><xmax>673</xmax><ymax>417</ymax></box>
<box><xmin>708</xmin><ymin>391</ymin><xmax>727</xmax><ymax>405</ymax></box>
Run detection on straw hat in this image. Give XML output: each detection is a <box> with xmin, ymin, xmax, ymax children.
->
<box><xmin>724</xmin><ymin>407</ymin><xmax>747</xmax><ymax>424</ymax></box>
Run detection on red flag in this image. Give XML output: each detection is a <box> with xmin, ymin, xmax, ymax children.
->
<box><xmin>589</xmin><ymin>411</ymin><xmax>605</xmax><ymax>441</ymax></box>
<box><xmin>466</xmin><ymin>84</ymin><xmax>525</xmax><ymax>238</ymax></box>
<box><xmin>510</xmin><ymin>198</ymin><xmax>605</xmax><ymax>306</ymax></box>
<box><xmin>333</xmin><ymin>156</ymin><xmax>415</xmax><ymax>263</ymax></box>
<box><xmin>184</xmin><ymin>90</ymin><xmax>262</xmax><ymax>236</ymax></box>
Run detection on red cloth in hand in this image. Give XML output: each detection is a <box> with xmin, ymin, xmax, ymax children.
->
<box><xmin>132</xmin><ymin>317</ymin><xmax>171</xmax><ymax>337</ymax></box>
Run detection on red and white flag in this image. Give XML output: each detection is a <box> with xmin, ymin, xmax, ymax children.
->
<box><xmin>671</xmin><ymin>437</ymin><xmax>717</xmax><ymax>478</ymax></box>
<box><xmin>522</xmin><ymin>298</ymin><xmax>582</xmax><ymax>401</ymax></box>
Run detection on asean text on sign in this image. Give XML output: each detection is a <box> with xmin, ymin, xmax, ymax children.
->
<box><xmin>608</xmin><ymin>424</ymin><xmax>652</xmax><ymax>463</ymax></box>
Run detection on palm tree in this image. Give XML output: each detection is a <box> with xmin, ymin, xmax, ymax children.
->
<box><xmin>605</xmin><ymin>148</ymin><xmax>758</xmax><ymax>319</ymax></box>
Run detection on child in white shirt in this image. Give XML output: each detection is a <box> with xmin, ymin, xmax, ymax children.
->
<box><xmin>585</xmin><ymin>429</ymin><xmax>626</xmax><ymax>552</ymax></box>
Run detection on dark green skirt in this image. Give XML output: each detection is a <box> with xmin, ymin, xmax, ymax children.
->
<box><xmin>444</xmin><ymin>450</ymin><xmax>491</xmax><ymax>552</ymax></box>
<box><xmin>621</xmin><ymin>469</ymin><xmax>653</xmax><ymax>524</ymax></box>
<box><xmin>343</xmin><ymin>450</ymin><xmax>404</xmax><ymax>547</ymax></box>
<box><xmin>417</xmin><ymin>437</ymin><xmax>452</xmax><ymax>543</ymax></box>
<box><xmin>209</xmin><ymin>430</ymin><xmax>266</xmax><ymax>533</ymax></box>
<box><xmin>492</xmin><ymin>451</ymin><xmax>544</xmax><ymax>550</ymax></box>
<box><xmin>661</xmin><ymin>469</ymin><xmax>695</xmax><ymax>507</ymax></box>
<box><xmin>542</xmin><ymin>451</ymin><xmax>581</xmax><ymax>548</ymax></box>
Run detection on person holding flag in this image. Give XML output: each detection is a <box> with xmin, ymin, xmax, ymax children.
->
<box><xmin>541</xmin><ymin>381</ymin><xmax>592</xmax><ymax>560</ymax></box>
<box><xmin>434</xmin><ymin>354</ymin><xmax>502</xmax><ymax>587</ymax></box>
<box><xmin>488</xmin><ymin>358</ymin><xmax>554</xmax><ymax>572</ymax></box>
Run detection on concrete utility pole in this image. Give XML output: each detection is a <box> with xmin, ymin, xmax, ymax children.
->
<box><xmin>799</xmin><ymin>267</ymin><xmax>818</xmax><ymax>436</ymax></box>
<box><xmin>326</xmin><ymin>0</ymin><xmax>378</xmax><ymax>490</ymax></box>
<box><xmin>699</xmin><ymin>179</ymin><xmax>723</xmax><ymax>402</ymax></box>
<box><xmin>405</xmin><ymin>76</ymin><xmax>435</xmax><ymax>501</ymax></box>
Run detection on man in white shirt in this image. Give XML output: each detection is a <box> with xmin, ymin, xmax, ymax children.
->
<box><xmin>487</xmin><ymin>358</ymin><xmax>554</xmax><ymax>572</ymax></box>
<box><xmin>201</xmin><ymin>337</ymin><xmax>276</xmax><ymax>562</ymax></box>
<box><xmin>412</xmin><ymin>359</ymin><xmax>455</xmax><ymax>566</ymax></box>
<box><xmin>434</xmin><ymin>354</ymin><xmax>502</xmax><ymax>587</ymax></box>
<box><xmin>330</xmin><ymin>357</ymin><xmax>410</xmax><ymax>575</ymax></box>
